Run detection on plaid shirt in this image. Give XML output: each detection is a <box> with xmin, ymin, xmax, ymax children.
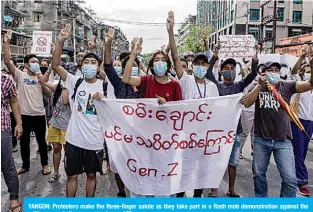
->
<box><xmin>103</xmin><ymin>64</ymin><xmax>144</xmax><ymax>99</ymax></box>
<box><xmin>1</xmin><ymin>72</ymin><xmax>17</xmax><ymax>131</ymax></box>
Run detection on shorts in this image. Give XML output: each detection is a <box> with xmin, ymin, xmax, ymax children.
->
<box><xmin>229</xmin><ymin>133</ymin><xmax>241</xmax><ymax>167</ymax></box>
<box><xmin>46</xmin><ymin>126</ymin><xmax>66</xmax><ymax>145</ymax></box>
<box><xmin>64</xmin><ymin>142</ymin><xmax>104</xmax><ymax>176</ymax></box>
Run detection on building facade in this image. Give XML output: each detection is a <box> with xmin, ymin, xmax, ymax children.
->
<box><xmin>204</xmin><ymin>0</ymin><xmax>313</xmax><ymax>53</ymax></box>
<box><xmin>1</xmin><ymin>0</ymin><xmax>128</xmax><ymax>61</ymax></box>
<box><xmin>178</xmin><ymin>15</ymin><xmax>196</xmax><ymax>48</ymax></box>
<box><xmin>197</xmin><ymin>0</ymin><xmax>210</xmax><ymax>26</ymax></box>
<box><xmin>1</xmin><ymin>0</ymin><xmax>32</xmax><ymax>60</ymax></box>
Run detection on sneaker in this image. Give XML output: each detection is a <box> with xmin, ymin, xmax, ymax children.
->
<box><xmin>47</xmin><ymin>145</ymin><xmax>53</xmax><ymax>152</ymax></box>
<box><xmin>239</xmin><ymin>155</ymin><xmax>243</xmax><ymax>159</ymax></box>
<box><xmin>298</xmin><ymin>187</ymin><xmax>310</xmax><ymax>197</ymax></box>
<box><xmin>12</xmin><ymin>146</ymin><xmax>18</xmax><ymax>153</ymax></box>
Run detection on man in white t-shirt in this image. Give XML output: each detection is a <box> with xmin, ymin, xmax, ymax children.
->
<box><xmin>3</xmin><ymin>30</ymin><xmax>52</xmax><ymax>176</ymax></box>
<box><xmin>52</xmin><ymin>24</ymin><xmax>105</xmax><ymax>197</ymax></box>
<box><xmin>178</xmin><ymin>54</ymin><xmax>219</xmax><ymax>100</ymax></box>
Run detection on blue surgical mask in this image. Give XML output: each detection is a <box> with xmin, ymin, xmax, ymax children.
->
<box><xmin>30</xmin><ymin>63</ymin><xmax>40</xmax><ymax>73</ymax></box>
<box><xmin>114</xmin><ymin>66</ymin><xmax>122</xmax><ymax>75</ymax></box>
<box><xmin>267</xmin><ymin>72</ymin><xmax>280</xmax><ymax>85</ymax></box>
<box><xmin>222</xmin><ymin>69</ymin><xmax>236</xmax><ymax>81</ymax></box>
<box><xmin>153</xmin><ymin>61</ymin><xmax>167</xmax><ymax>76</ymax></box>
<box><xmin>82</xmin><ymin>64</ymin><xmax>97</xmax><ymax>79</ymax></box>
<box><xmin>193</xmin><ymin>66</ymin><xmax>207</xmax><ymax>79</ymax></box>
<box><xmin>131</xmin><ymin>67</ymin><xmax>139</xmax><ymax>76</ymax></box>
<box><xmin>304</xmin><ymin>73</ymin><xmax>311</xmax><ymax>81</ymax></box>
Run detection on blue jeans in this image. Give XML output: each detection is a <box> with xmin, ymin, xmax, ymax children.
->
<box><xmin>229</xmin><ymin>133</ymin><xmax>241</xmax><ymax>167</ymax></box>
<box><xmin>291</xmin><ymin>119</ymin><xmax>313</xmax><ymax>186</ymax></box>
<box><xmin>253</xmin><ymin>137</ymin><xmax>297</xmax><ymax>197</ymax></box>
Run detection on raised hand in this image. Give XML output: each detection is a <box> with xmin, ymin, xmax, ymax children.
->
<box><xmin>300</xmin><ymin>47</ymin><xmax>307</xmax><ymax>58</ymax></box>
<box><xmin>201</xmin><ymin>30</ymin><xmax>207</xmax><ymax>41</ymax></box>
<box><xmin>254</xmin><ymin>44</ymin><xmax>260</xmax><ymax>59</ymax></box>
<box><xmin>258</xmin><ymin>72</ymin><xmax>267</xmax><ymax>86</ymax></box>
<box><xmin>132</xmin><ymin>37</ymin><xmax>143</xmax><ymax>55</ymax></box>
<box><xmin>3</xmin><ymin>30</ymin><xmax>12</xmax><ymax>44</ymax></box>
<box><xmin>214</xmin><ymin>42</ymin><xmax>220</xmax><ymax>56</ymax></box>
<box><xmin>105</xmin><ymin>28</ymin><xmax>115</xmax><ymax>44</ymax></box>
<box><xmin>59</xmin><ymin>24</ymin><xmax>72</xmax><ymax>41</ymax></box>
<box><xmin>167</xmin><ymin>11</ymin><xmax>174</xmax><ymax>32</ymax></box>
<box><xmin>88</xmin><ymin>35</ymin><xmax>95</xmax><ymax>49</ymax></box>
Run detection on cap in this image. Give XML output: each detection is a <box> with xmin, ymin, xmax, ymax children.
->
<box><xmin>193</xmin><ymin>53</ymin><xmax>209</xmax><ymax>63</ymax></box>
<box><xmin>221</xmin><ymin>58</ymin><xmax>237</xmax><ymax>70</ymax></box>
<box><xmin>264</xmin><ymin>62</ymin><xmax>281</xmax><ymax>70</ymax></box>
<box><xmin>183</xmin><ymin>51</ymin><xmax>194</xmax><ymax>58</ymax></box>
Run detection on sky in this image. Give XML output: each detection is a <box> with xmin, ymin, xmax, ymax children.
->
<box><xmin>84</xmin><ymin>0</ymin><xmax>197</xmax><ymax>53</ymax></box>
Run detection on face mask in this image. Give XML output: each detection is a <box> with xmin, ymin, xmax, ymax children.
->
<box><xmin>153</xmin><ymin>61</ymin><xmax>167</xmax><ymax>76</ymax></box>
<box><xmin>82</xmin><ymin>64</ymin><xmax>97</xmax><ymax>79</ymax></box>
<box><xmin>114</xmin><ymin>66</ymin><xmax>122</xmax><ymax>75</ymax></box>
<box><xmin>222</xmin><ymin>69</ymin><xmax>236</xmax><ymax>81</ymax></box>
<box><xmin>304</xmin><ymin>73</ymin><xmax>311</xmax><ymax>81</ymax></box>
<box><xmin>40</xmin><ymin>67</ymin><xmax>48</xmax><ymax>74</ymax></box>
<box><xmin>187</xmin><ymin>61</ymin><xmax>193</xmax><ymax>71</ymax></box>
<box><xmin>30</xmin><ymin>63</ymin><xmax>40</xmax><ymax>73</ymax></box>
<box><xmin>267</xmin><ymin>72</ymin><xmax>281</xmax><ymax>85</ymax></box>
<box><xmin>193</xmin><ymin>66</ymin><xmax>207</xmax><ymax>79</ymax></box>
<box><xmin>131</xmin><ymin>67</ymin><xmax>139</xmax><ymax>76</ymax></box>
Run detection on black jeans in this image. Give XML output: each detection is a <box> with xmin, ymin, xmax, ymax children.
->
<box><xmin>10</xmin><ymin>112</ymin><xmax>17</xmax><ymax>148</ymax></box>
<box><xmin>20</xmin><ymin>115</ymin><xmax>48</xmax><ymax>169</ymax></box>
<box><xmin>1</xmin><ymin>129</ymin><xmax>19</xmax><ymax>200</ymax></box>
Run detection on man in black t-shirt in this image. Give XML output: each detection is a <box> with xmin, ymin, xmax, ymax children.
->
<box><xmin>242</xmin><ymin>59</ymin><xmax>313</xmax><ymax>197</ymax></box>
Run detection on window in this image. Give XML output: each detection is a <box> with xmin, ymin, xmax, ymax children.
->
<box><xmin>278</xmin><ymin>8</ymin><xmax>284</xmax><ymax>21</ymax></box>
<box><xmin>33</xmin><ymin>12</ymin><xmax>41</xmax><ymax>22</ymax></box>
<box><xmin>34</xmin><ymin>0</ymin><xmax>43</xmax><ymax>3</ymax></box>
<box><xmin>248</xmin><ymin>28</ymin><xmax>259</xmax><ymax>40</ymax></box>
<box><xmin>278</xmin><ymin>0</ymin><xmax>284</xmax><ymax>3</ymax></box>
<box><xmin>293</xmin><ymin>0</ymin><xmax>302</xmax><ymax>4</ymax></box>
<box><xmin>250</xmin><ymin>9</ymin><xmax>260</xmax><ymax>21</ymax></box>
<box><xmin>265</xmin><ymin>31</ymin><xmax>273</xmax><ymax>40</ymax></box>
<box><xmin>292</xmin><ymin>11</ymin><xmax>302</xmax><ymax>23</ymax></box>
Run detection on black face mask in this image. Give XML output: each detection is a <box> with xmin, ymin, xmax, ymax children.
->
<box><xmin>40</xmin><ymin>66</ymin><xmax>48</xmax><ymax>74</ymax></box>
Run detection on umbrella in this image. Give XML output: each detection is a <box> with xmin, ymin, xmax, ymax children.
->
<box><xmin>265</xmin><ymin>82</ymin><xmax>305</xmax><ymax>132</ymax></box>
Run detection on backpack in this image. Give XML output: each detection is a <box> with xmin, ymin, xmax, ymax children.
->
<box><xmin>71</xmin><ymin>78</ymin><xmax>108</xmax><ymax>100</ymax></box>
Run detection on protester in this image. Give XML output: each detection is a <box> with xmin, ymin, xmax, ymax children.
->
<box><xmin>289</xmin><ymin>48</ymin><xmax>313</xmax><ymax>197</ymax></box>
<box><xmin>4</xmin><ymin>30</ymin><xmax>52</xmax><ymax>176</ymax></box>
<box><xmin>97</xmin><ymin>28</ymin><xmax>145</xmax><ymax>197</ymax></box>
<box><xmin>1</xmin><ymin>70</ymin><xmax>23</xmax><ymax>212</ymax></box>
<box><xmin>122</xmin><ymin>12</ymin><xmax>182</xmax><ymax>197</ymax></box>
<box><xmin>242</xmin><ymin>56</ymin><xmax>313</xmax><ymax>197</ymax></box>
<box><xmin>205</xmin><ymin>43</ymin><xmax>259</xmax><ymax>197</ymax></box>
<box><xmin>52</xmin><ymin>24</ymin><xmax>106</xmax><ymax>197</ymax></box>
<box><xmin>2</xmin><ymin>59</ymin><xmax>19</xmax><ymax>153</ymax></box>
<box><xmin>123</xmin><ymin>40</ymin><xmax>182</xmax><ymax>103</ymax></box>
<box><xmin>75</xmin><ymin>52</ymin><xmax>85</xmax><ymax>77</ymax></box>
<box><xmin>40</xmin><ymin>59</ymin><xmax>53</xmax><ymax>153</ymax></box>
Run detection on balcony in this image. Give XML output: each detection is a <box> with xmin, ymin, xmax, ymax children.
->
<box><xmin>1</xmin><ymin>44</ymin><xmax>26</xmax><ymax>56</ymax></box>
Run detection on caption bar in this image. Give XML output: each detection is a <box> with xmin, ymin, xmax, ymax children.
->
<box><xmin>24</xmin><ymin>198</ymin><xmax>312</xmax><ymax>212</ymax></box>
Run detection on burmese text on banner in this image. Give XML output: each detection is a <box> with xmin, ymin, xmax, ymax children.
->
<box><xmin>94</xmin><ymin>94</ymin><xmax>242</xmax><ymax>196</ymax></box>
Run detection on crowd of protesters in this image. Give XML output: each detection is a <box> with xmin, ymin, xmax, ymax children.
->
<box><xmin>1</xmin><ymin>11</ymin><xmax>313</xmax><ymax>212</ymax></box>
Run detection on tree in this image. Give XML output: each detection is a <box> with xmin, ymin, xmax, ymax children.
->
<box><xmin>178</xmin><ymin>25</ymin><xmax>213</xmax><ymax>54</ymax></box>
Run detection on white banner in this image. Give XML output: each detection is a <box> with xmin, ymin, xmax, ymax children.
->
<box><xmin>219</xmin><ymin>35</ymin><xmax>256</xmax><ymax>60</ymax></box>
<box><xmin>94</xmin><ymin>95</ymin><xmax>242</xmax><ymax>196</ymax></box>
<box><xmin>31</xmin><ymin>31</ymin><xmax>52</xmax><ymax>55</ymax></box>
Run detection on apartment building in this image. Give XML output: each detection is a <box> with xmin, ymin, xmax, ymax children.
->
<box><xmin>178</xmin><ymin>15</ymin><xmax>197</xmax><ymax>47</ymax></box>
<box><xmin>1</xmin><ymin>0</ymin><xmax>31</xmax><ymax>59</ymax></box>
<box><xmin>1</xmin><ymin>0</ymin><xmax>128</xmax><ymax>60</ymax></box>
<box><xmin>203</xmin><ymin>0</ymin><xmax>312</xmax><ymax>52</ymax></box>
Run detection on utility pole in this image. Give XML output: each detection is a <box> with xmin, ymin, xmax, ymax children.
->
<box><xmin>73</xmin><ymin>17</ymin><xmax>76</xmax><ymax>63</ymax></box>
<box><xmin>260</xmin><ymin>0</ymin><xmax>272</xmax><ymax>52</ymax></box>
<box><xmin>272</xmin><ymin>0</ymin><xmax>277</xmax><ymax>53</ymax></box>
<box><xmin>245</xmin><ymin>2</ymin><xmax>249</xmax><ymax>35</ymax></box>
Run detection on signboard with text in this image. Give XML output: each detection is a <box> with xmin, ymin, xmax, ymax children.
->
<box><xmin>31</xmin><ymin>31</ymin><xmax>52</xmax><ymax>55</ymax></box>
<box><xmin>95</xmin><ymin>95</ymin><xmax>242</xmax><ymax>196</ymax></box>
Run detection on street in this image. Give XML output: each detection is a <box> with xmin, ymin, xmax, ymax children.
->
<box><xmin>2</xmin><ymin>137</ymin><xmax>313</xmax><ymax>210</ymax></box>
